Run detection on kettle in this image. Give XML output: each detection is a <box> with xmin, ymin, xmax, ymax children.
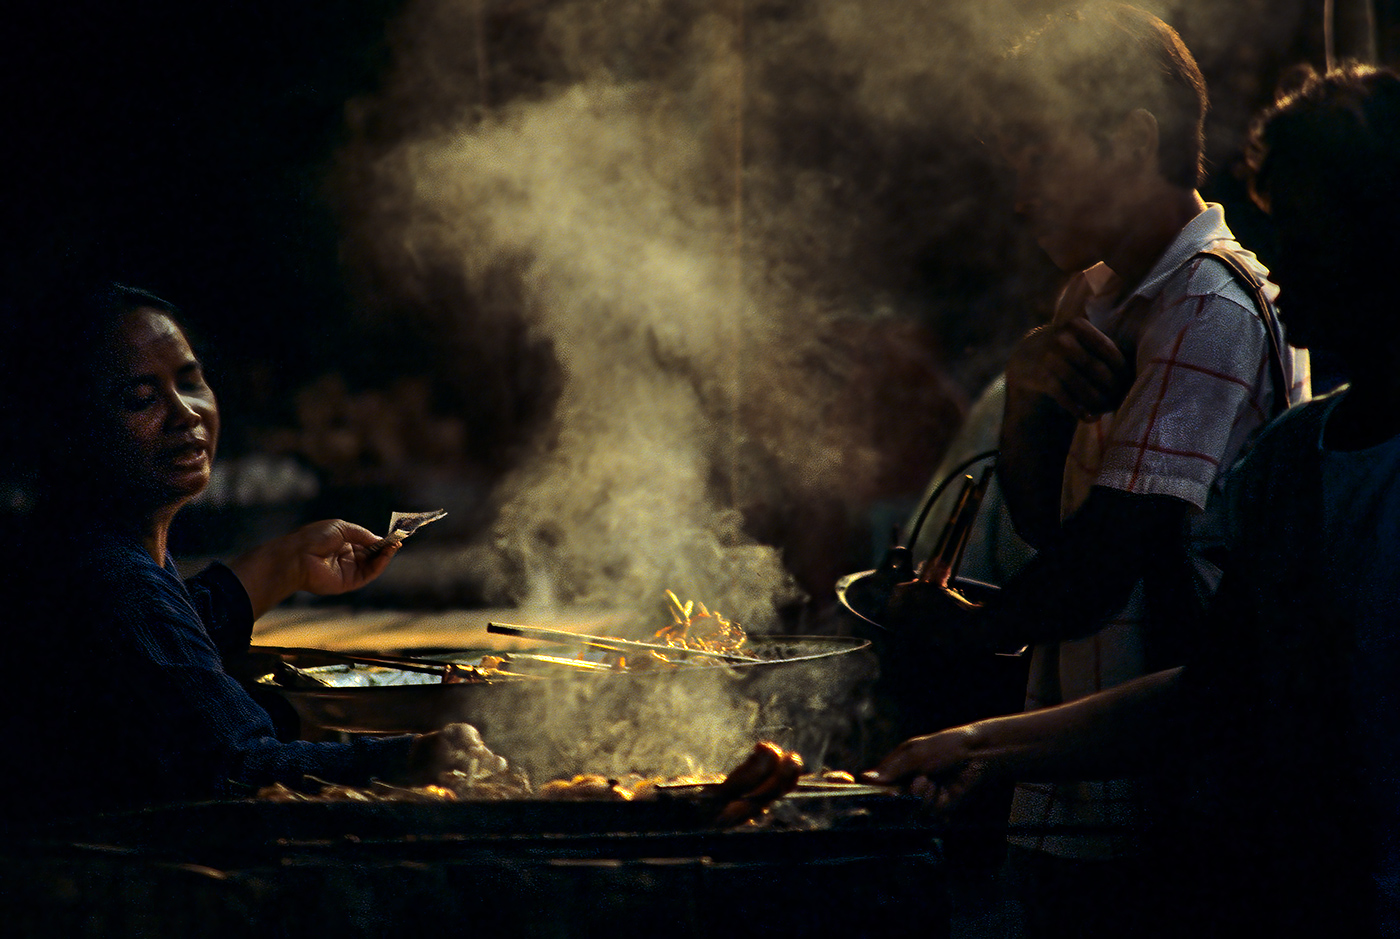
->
<box><xmin>835</xmin><ymin>450</ymin><xmax>998</xmax><ymax>629</ymax></box>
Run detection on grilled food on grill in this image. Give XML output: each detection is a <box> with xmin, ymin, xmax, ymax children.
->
<box><xmin>434</xmin><ymin>767</ymin><xmax>533</xmax><ymax>800</ymax></box>
<box><xmin>258</xmin><ymin>780</ymin><xmax>466</xmax><ymax>803</ymax></box>
<box><xmin>711</xmin><ymin>741</ymin><xmax>805</xmax><ymax>826</ymax></box>
<box><xmin>539</xmin><ymin>773</ymin><xmax>656</xmax><ymax>801</ymax></box>
<box><xmin>253</xmin><ymin>737</ymin><xmax>808</xmax><ymax>824</ymax></box>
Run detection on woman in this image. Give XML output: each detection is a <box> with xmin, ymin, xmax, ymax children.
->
<box><xmin>0</xmin><ymin>283</ymin><xmax>470</xmax><ymax>818</ymax></box>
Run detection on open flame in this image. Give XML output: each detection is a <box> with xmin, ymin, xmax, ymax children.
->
<box><xmin>590</xmin><ymin>589</ymin><xmax>758</xmax><ymax>670</ymax></box>
<box><xmin>654</xmin><ymin>589</ymin><xmax>753</xmax><ymax>657</ymax></box>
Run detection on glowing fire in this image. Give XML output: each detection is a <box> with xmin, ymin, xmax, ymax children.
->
<box><xmin>589</xmin><ymin>589</ymin><xmax>757</xmax><ymax>670</ymax></box>
<box><xmin>654</xmin><ymin>589</ymin><xmax>753</xmax><ymax>657</ymax></box>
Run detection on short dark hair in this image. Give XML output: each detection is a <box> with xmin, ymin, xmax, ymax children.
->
<box><xmin>1248</xmin><ymin>63</ymin><xmax>1400</xmax><ymax>249</ymax></box>
<box><xmin>74</xmin><ymin>282</ymin><xmax>183</xmax><ymax>363</ymax></box>
<box><xmin>1001</xmin><ymin>3</ymin><xmax>1208</xmax><ymax>188</ymax></box>
<box><xmin>2</xmin><ymin>281</ymin><xmax>196</xmax><ymax>497</ymax></box>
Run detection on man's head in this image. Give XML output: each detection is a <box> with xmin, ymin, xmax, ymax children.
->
<box><xmin>996</xmin><ymin>4</ymin><xmax>1207</xmax><ymax>272</ymax></box>
<box><xmin>1248</xmin><ymin>64</ymin><xmax>1400</xmax><ymax>354</ymax></box>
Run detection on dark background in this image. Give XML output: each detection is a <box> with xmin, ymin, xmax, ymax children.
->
<box><xmin>3</xmin><ymin>0</ymin><xmax>1396</xmax><ymax>576</ymax></box>
<box><xmin>5</xmin><ymin>0</ymin><xmax>1395</xmax><ymax>419</ymax></box>
<box><xmin>1</xmin><ymin>2</ymin><xmax>408</xmax><ymax>432</ymax></box>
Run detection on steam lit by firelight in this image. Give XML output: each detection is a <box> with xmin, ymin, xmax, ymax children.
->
<box><xmin>325</xmin><ymin>0</ymin><xmax>1326</xmax><ymax>775</ymax></box>
<box><xmin>334</xmin><ymin>0</ymin><xmax>1314</xmax><ymax>628</ymax></box>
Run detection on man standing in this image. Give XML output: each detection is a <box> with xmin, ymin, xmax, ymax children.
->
<box><xmin>873</xmin><ymin>64</ymin><xmax>1400</xmax><ymax>936</ymax></box>
<box><xmin>894</xmin><ymin>5</ymin><xmax>1308</xmax><ymax>935</ymax></box>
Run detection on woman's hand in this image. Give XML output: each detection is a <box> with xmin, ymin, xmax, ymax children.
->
<box><xmin>290</xmin><ymin>519</ymin><xmax>399</xmax><ymax>596</ymax></box>
<box><xmin>404</xmin><ymin>723</ymin><xmax>507</xmax><ymax>784</ymax></box>
<box><xmin>228</xmin><ymin>519</ymin><xmax>401</xmax><ymax>619</ymax></box>
<box><xmin>862</xmin><ymin>726</ymin><xmax>997</xmax><ymax>813</ymax></box>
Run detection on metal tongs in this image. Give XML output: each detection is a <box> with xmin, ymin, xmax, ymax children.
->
<box><xmin>835</xmin><ymin>450</ymin><xmax>998</xmax><ymax>629</ymax></box>
<box><xmin>486</xmin><ymin>622</ymin><xmax>756</xmax><ymax>665</ymax></box>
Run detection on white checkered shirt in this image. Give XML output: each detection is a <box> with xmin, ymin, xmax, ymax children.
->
<box><xmin>1008</xmin><ymin>204</ymin><xmax>1311</xmax><ymax>859</ymax></box>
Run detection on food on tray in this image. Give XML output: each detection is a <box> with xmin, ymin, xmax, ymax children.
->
<box><xmin>253</xmin><ymin>737</ymin><xmax>808</xmax><ymax>826</ymax></box>
<box><xmin>592</xmin><ymin>590</ymin><xmax>760</xmax><ymax>670</ymax></box>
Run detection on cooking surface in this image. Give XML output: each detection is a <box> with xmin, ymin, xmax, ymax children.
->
<box><xmin>31</xmin><ymin>787</ymin><xmax>931</xmax><ymax>858</ymax></box>
<box><xmin>251</xmin><ymin>605</ymin><xmax>637</xmax><ymax>654</ymax></box>
<box><xmin>6</xmin><ymin>604</ymin><xmax>956</xmax><ymax>937</ymax></box>
<box><xmin>13</xmin><ymin>784</ymin><xmax>945</xmax><ymax>938</ymax></box>
<box><xmin>7</xmin><ymin>605</ymin><xmax>924</xmax><ymax>937</ymax></box>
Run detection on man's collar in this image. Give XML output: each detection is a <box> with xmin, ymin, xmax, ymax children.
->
<box><xmin>1119</xmin><ymin>203</ymin><xmax>1232</xmax><ymax>305</ymax></box>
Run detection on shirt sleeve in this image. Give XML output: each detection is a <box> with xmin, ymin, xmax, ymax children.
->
<box><xmin>184</xmin><ymin>562</ymin><xmax>255</xmax><ymax>660</ymax></box>
<box><xmin>1094</xmin><ymin>289</ymin><xmax>1271</xmax><ymax>509</ymax></box>
<box><xmin>90</xmin><ymin>556</ymin><xmax>417</xmax><ymax>802</ymax></box>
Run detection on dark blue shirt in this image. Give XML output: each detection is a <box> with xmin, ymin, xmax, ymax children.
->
<box><xmin>0</xmin><ymin>523</ymin><xmax>414</xmax><ymax>816</ymax></box>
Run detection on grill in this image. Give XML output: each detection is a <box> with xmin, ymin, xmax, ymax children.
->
<box><xmin>12</xmin><ymin>789</ymin><xmax>947</xmax><ymax>939</ymax></box>
<box><xmin>1</xmin><ymin>631</ymin><xmax>942</xmax><ymax>937</ymax></box>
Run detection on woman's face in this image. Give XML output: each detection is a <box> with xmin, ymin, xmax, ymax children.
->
<box><xmin>92</xmin><ymin>308</ymin><xmax>219</xmax><ymax>512</ymax></box>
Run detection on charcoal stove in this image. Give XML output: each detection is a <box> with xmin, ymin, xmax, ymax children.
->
<box><xmin>4</xmin><ymin>635</ymin><xmax>925</xmax><ymax>936</ymax></box>
<box><xmin>9</xmin><ymin>787</ymin><xmax>950</xmax><ymax>939</ymax></box>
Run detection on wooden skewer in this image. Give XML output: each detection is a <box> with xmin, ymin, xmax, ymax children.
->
<box><xmin>499</xmin><ymin>652</ymin><xmax>614</xmax><ymax>673</ymax></box>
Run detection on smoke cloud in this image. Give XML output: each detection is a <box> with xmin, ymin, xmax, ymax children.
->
<box><xmin>333</xmin><ymin>0</ymin><xmax>1042</xmax><ymax>625</ymax></box>
<box><xmin>325</xmin><ymin>0</ymin><xmax>1329</xmax><ymax>774</ymax></box>
<box><xmin>334</xmin><ymin>0</ymin><xmax>1319</xmax><ymax>629</ymax></box>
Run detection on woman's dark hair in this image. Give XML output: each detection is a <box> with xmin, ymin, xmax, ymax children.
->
<box><xmin>70</xmin><ymin>282</ymin><xmax>188</xmax><ymax>371</ymax></box>
<box><xmin>1</xmin><ymin>281</ymin><xmax>198</xmax><ymax>498</ymax></box>
<box><xmin>1001</xmin><ymin>2</ymin><xmax>1209</xmax><ymax>188</ymax></box>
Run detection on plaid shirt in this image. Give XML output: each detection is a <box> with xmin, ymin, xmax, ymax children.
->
<box><xmin>1008</xmin><ymin>204</ymin><xmax>1311</xmax><ymax>859</ymax></box>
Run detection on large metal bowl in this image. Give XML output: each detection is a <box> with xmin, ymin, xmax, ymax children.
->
<box><xmin>245</xmin><ymin>636</ymin><xmax>875</xmax><ymax>779</ymax></box>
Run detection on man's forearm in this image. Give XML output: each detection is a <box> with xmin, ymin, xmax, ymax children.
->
<box><xmin>997</xmin><ymin>390</ymin><xmax>1077</xmax><ymax>548</ymax></box>
<box><xmin>963</xmin><ymin>667</ymin><xmax>1184</xmax><ymax>780</ymax></box>
<box><xmin>971</xmin><ymin>488</ymin><xmax>1193</xmax><ymax>651</ymax></box>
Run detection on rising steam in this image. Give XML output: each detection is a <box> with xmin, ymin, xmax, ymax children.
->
<box><xmin>329</xmin><ymin>0</ymin><xmax>1325</xmax><ymax>774</ymax></box>
<box><xmin>334</xmin><ymin>0</ymin><xmax>1314</xmax><ymax>628</ymax></box>
<box><xmin>333</xmin><ymin>0</ymin><xmax>1044</xmax><ymax>626</ymax></box>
